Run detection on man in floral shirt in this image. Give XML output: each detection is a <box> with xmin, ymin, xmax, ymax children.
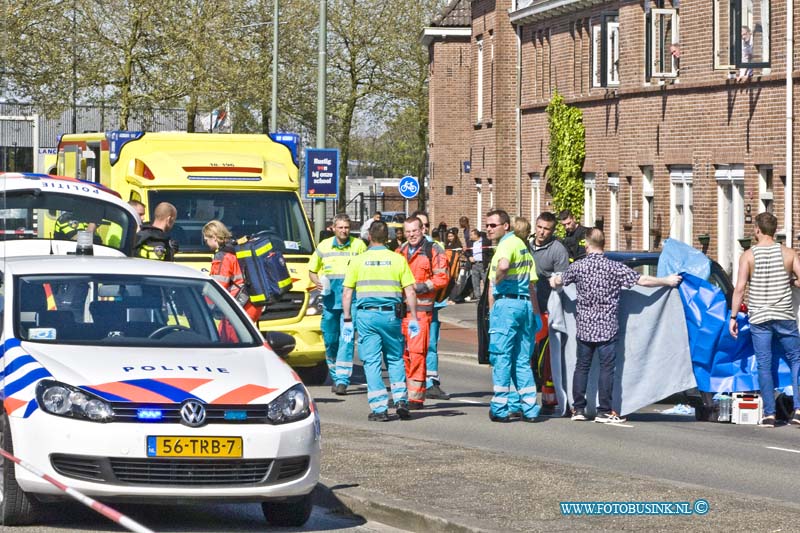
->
<box><xmin>550</xmin><ymin>228</ymin><xmax>681</xmax><ymax>424</ymax></box>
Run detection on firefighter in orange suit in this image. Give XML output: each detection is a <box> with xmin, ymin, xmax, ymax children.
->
<box><xmin>396</xmin><ymin>216</ymin><xmax>450</xmax><ymax>409</ymax></box>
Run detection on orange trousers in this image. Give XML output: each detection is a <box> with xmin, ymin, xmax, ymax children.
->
<box><xmin>402</xmin><ymin>311</ymin><xmax>431</xmax><ymax>405</ymax></box>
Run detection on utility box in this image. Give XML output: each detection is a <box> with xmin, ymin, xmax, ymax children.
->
<box><xmin>731</xmin><ymin>393</ymin><xmax>763</xmax><ymax>425</ymax></box>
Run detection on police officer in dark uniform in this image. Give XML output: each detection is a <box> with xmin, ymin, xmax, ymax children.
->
<box><xmin>134</xmin><ymin>202</ymin><xmax>178</xmax><ymax>261</ymax></box>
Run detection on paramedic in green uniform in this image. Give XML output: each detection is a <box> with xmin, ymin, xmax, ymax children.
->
<box><xmin>486</xmin><ymin>208</ymin><xmax>542</xmax><ymax>423</ymax></box>
<box><xmin>341</xmin><ymin>221</ymin><xmax>420</xmax><ymax>421</ymax></box>
<box><xmin>309</xmin><ymin>213</ymin><xmax>367</xmax><ymax>395</ymax></box>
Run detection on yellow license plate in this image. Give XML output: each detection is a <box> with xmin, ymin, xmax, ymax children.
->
<box><xmin>147</xmin><ymin>436</ymin><xmax>243</xmax><ymax>457</ymax></box>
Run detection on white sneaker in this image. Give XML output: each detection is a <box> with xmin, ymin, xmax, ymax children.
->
<box><xmin>594</xmin><ymin>412</ymin><xmax>627</xmax><ymax>424</ymax></box>
<box><xmin>571</xmin><ymin>409</ymin><xmax>587</xmax><ymax>421</ymax></box>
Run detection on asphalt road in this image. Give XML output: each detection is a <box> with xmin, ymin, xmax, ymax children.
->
<box><xmin>9</xmin><ymin>499</ymin><xmax>406</xmax><ymax>533</ymax></box>
<box><xmin>312</xmin><ymin>345</ymin><xmax>800</xmax><ymax>506</ymax></box>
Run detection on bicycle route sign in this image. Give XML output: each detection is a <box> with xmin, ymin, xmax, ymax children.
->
<box><xmin>398</xmin><ymin>175</ymin><xmax>419</xmax><ymax>199</ymax></box>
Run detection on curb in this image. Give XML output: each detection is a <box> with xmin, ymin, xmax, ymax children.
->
<box><xmin>313</xmin><ymin>478</ymin><xmax>496</xmax><ymax>533</ymax></box>
<box><xmin>437</xmin><ymin>315</ymin><xmax>476</xmax><ymax>330</ymax></box>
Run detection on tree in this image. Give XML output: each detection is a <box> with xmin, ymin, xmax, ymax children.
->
<box><xmin>546</xmin><ymin>90</ymin><xmax>585</xmax><ymax>233</ymax></box>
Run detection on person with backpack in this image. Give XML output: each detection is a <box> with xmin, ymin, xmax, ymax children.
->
<box><xmin>396</xmin><ymin>216</ymin><xmax>450</xmax><ymax>409</ymax></box>
<box><xmin>308</xmin><ymin>213</ymin><xmax>367</xmax><ymax>395</ymax></box>
<box><xmin>203</xmin><ymin>220</ymin><xmax>261</xmax><ymax>323</ymax></box>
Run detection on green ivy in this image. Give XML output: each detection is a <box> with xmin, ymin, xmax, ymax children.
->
<box><xmin>546</xmin><ymin>90</ymin><xmax>585</xmax><ymax>237</ymax></box>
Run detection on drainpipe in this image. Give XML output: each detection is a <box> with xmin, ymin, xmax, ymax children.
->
<box><xmin>516</xmin><ymin>23</ymin><xmax>522</xmax><ymax>215</ymax></box>
<box><xmin>786</xmin><ymin>0</ymin><xmax>794</xmax><ymax>247</ymax></box>
<box><xmin>783</xmin><ymin>0</ymin><xmax>794</xmax><ymax>248</ymax></box>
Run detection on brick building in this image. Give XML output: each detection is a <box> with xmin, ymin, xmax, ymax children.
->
<box><xmin>426</xmin><ymin>0</ymin><xmax>797</xmax><ymax>277</ymax></box>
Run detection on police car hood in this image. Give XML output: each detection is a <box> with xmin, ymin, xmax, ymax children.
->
<box><xmin>0</xmin><ymin>240</ymin><xmax>124</xmax><ymax>257</ymax></box>
<box><xmin>21</xmin><ymin>343</ymin><xmax>299</xmax><ymax>404</ymax></box>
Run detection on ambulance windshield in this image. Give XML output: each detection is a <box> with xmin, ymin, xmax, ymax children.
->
<box><xmin>148</xmin><ymin>190</ymin><xmax>314</xmax><ymax>254</ymax></box>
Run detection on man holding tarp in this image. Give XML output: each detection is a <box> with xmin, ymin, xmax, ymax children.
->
<box><xmin>551</xmin><ymin>228</ymin><xmax>681</xmax><ymax>424</ymax></box>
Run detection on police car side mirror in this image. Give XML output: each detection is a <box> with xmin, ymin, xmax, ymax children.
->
<box><xmin>265</xmin><ymin>331</ymin><xmax>296</xmax><ymax>359</ymax></box>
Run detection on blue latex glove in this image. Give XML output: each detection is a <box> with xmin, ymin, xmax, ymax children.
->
<box><xmin>342</xmin><ymin>321</ymin><xmax>354</xmax><ymax>343</ymax></box>
<box><xmin>408</xmin><ymin>319</ymin><xmax>420</xmax><ymax>339</ymax></box>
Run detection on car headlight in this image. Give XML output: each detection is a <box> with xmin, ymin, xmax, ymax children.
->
<box><xmin>305</xmin><ymin>289</ymin><xmax>323</xmax><ymax>316</ymax></box>
<box><xmin>36</xmin><ymin>380</ymin><xmax>114</xmax><ymax>422</ymax></box>
<box><xmin>267</xmin><ymin>383</ymin><xmax>310</xmax><ymax>424</ymax></box>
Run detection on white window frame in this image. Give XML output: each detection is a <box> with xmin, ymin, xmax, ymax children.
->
<box><xmin>758</xmin><ymin>165</ymin><xmax>773</xmax><ymax>214</ymax></box>
<box><xmin>476</xmin><ymin>39</ymin><xmax>484</xmax><ymax>124</ymax></box>
<box><xmin>530</xmin><ymin>173</ymin><xmax>541</xmax><ymax>223</ymax></box>
<box><xmin>583</xmin><ymin>173</ymin><xmax>596</xmax><ymax>227</ymax></box>
<box><xmin>716</xmin><ymin>165</ymin><xmax>745</xmax><ymax>278</ymax></box>
<box><xmin>475</xmin><ymin>181</ymin><xmax>483</xmax><ymax>230</ymax></box>
<box><xmin>591</xmin><ymin>15</ymin><xmax>620</xmax><ymax>88</ymax></box>
<box><xmin>608</xmin><ymin>173</ymin><xmax>620</xmax><ymax>250</ymax></box>
<box><xmin>642</xmin><ymin>167</ymin><xmax>655</xmax><ymax>250</ymax></box>
<box><xmin>713</xmin><ymin>0</ymin><xmax>736</xmax><ymax>70</ymax></box>
<box><xmin>669</xmin><ymin>166</ymin><xmax>693</xmax><ymax>244</ymax></box>
<box><xmin>737</xmin><ymin>0</ymin><xmax>770</xmax><ymax>69</ymax></box>
<box><xmin>650</xmin><ymin>8</ymin><xmax>679</xmax><ymax>79</ymax></box>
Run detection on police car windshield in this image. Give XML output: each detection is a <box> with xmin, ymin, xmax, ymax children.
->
<box><xmin>148</xmin><ymin>191</ymin><xmax>314</xmax><ymax>254</ymax></box>
<box><xmin>0</xmin><ymin>190</ymin><xmax>134</xmax><ymax>251</ymax></box>
<box><xmin>16</xmin><ymin>274</ymin><xmax>260</xmax><ymax>347</ymax></box>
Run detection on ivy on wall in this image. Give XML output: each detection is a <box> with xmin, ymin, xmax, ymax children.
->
<box><xmin>546</xmin><ymin>90</ymin><xmax>585</xmax><ymax>236</ymax></box>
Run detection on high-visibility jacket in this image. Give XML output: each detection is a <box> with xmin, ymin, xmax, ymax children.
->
<box><xmin>211</xmin><ymin>246</ymin><xmax>260</xmax><ymax>322</ymax></box>
<box><xmin>343</xmin><ymin>245</ymin><xmax>415</xmax><ymax>308</ymax></box>
<box><xmin>397</xmin><ymin>240</ymin><xmax>449</xmax><ymax>312</ymax></box>
<box><xmin>489</xmin><ymin>232</ymin><xmax>537</xmax><ymax>296</ymax></box>
<box><xmin>309</xmin><ymin>236</ymin><xmax>367</xmax><ymax>309</ymax></box>
<box><xmin>134</xmin><ymin>226</ymin><xmax>174</xmax><ymax>261</ymax></box>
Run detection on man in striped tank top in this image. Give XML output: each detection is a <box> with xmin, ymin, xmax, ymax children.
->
<box><xmin>730</xmin><ymin>212</ymin><xmax>800</xmax><ymax>427</ymax></box>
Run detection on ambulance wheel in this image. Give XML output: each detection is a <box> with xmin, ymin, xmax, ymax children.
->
<box><xmin>0</xmin><ymin>415</ymin><xmax>39</xmax><ymax>526</ymax></box>
<box><xmin>262</xmin><ymin>492</ymin><xmax>313</xmax><ymax>527</ymax></box>
<box><xmin>297</xmin><ymin>363</ymin><xmax>328</xmax><ymax>386</ymax></box>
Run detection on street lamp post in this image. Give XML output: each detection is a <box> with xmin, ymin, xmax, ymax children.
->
<box><xmin>313</xmin><ymin>0</ymin><xmax>327</xmax><ymax>239</ymax></box>
<box><xmin>271</xmin><ymin>0</ymin><xmax>279</xmax><ymax>132</ymax></box>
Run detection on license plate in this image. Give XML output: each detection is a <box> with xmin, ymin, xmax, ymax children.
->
<box><xmin>146</xmin><ymin>436</ymin><xmax>243</xmax><ymax>457</ymax></box>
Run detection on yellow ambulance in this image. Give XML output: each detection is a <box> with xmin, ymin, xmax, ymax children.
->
<box><xmin>56</xmin><ymin>131</ymin><xmax>328</xmax><ymax>383</ymax></box>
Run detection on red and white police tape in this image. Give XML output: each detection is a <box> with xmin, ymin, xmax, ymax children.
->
<box><xmin>0</xmin><ymin>447</ymin><xmax>155</xmax><ymax>533</ymax></box>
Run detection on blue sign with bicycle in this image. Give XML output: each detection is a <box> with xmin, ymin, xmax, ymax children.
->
<box><xmin>398</xmin><ymin>175</ymin><xmax>419</xmax><ymax>199</ymax></box>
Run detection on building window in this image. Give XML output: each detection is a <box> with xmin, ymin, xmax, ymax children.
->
<box><xmin>716</xmin><ymin>165</ymin><xmax>744</xmax><ymax>277</ymax></box>
<box><xmin>591</xmin><ymin>14</ymin><xmax>620</xmax><ymax>88</ymax></box>
<box><xmin>608</xmin><ymin>173</ymin><xmax>620</xmax><ymax>250</ymax></box>
<box><xmin>642</xmin><ymin>167</ymin><xmax>655</xmax><ymax>250</ymax></box>
<box><xmin>646</xmin><ymin>3</ymin><xmax>679</xmax><ymax>80</ymax></box>
<box><xmin>758</xmin><ymin>165</ymin><xmax>773</xmax><ymax>213</ymax></box>
<box><xmin>669</xmin><ymin>166</ymin><xmax>693</xmax><ymax>244</ymax></box>
<box><xmin>530</xmin><ymin>173</ymin><xmax>541</xmax><ymax>223</ymax></box>
<box><xmin>714</xmin><ymin>0</ymin><xmax>770</xmax><ymax>74</ymax></box>
<box><xmin>583</xmin><ymin>173</ymin><xmax>596</xmax><ymax>227</ymax></box>
<box><xmin>476</xmin><ymin>38</ymin><xmax>484</xmax><ymax>124</ymax></box>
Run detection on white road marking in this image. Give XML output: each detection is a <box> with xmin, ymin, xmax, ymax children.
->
<box><xmin>766</xmin><ymin>446</ymin><xmax>800</xmax><ymax>454</ymax></box>
<box><xmin>457</xmin><ymin>399</ymin><xmax>489</xmax><ymax>405</ymax></box>
<box><xmin>603</xmin><ymin>422</ymin><xmax>635</xmax><ymax>428</ymax></box>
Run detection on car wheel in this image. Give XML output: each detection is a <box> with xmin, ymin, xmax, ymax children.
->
<box><xmin>262</xmin><ymin>493</ymin><xmax>313</xmax><ymax>527</ymax></box>
<box><xmin>297</xmin><ymin>362</ymin><xmax>328</xmax><ymax>386</ymax></box>
<box><xmin>0</xmin><ymin>415</ymin><xmax>39</xmax><ymax>526</ymax></box>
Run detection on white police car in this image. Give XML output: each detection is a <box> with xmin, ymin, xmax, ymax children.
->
<box><xmin>0</xmin><ymin>172</ymin><xmax>139</xmax><ymax>257</ymax></box>
<box><xmin>0</xmin><ymin>256</ymin><xmax>320</xmax><ymax>527</ymax></box>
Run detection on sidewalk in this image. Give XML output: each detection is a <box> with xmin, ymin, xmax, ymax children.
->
<box><xmin>314</xmin><ymin>423</ymin><xmax>800</xmax><ymax>532</ymax></box>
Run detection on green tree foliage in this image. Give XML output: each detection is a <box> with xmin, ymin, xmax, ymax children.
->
<box><xmin>546</xmin><ymin>90</ymin><xmax>585</xmax><ymax>234</ymax></box>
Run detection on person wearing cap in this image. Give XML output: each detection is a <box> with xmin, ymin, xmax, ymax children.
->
<box><xmin>134</xmin><ymin>202</ymin><xmax>177</xmax><ymax>261</ymax></box>
<box><xmin>485</xmin><ymin>208</ymin><xmax>541</xmax><ymax>423</ymax></box>
<box><xmin>342</xmin><ymin>221</ymin><xmax>419</xmax><ymax>421</ymax></box>
<box><xmin>308</xmin><ymin>213</ymin><xmax>367</xmax><ymax>396</ymax></box>
<box><xmin>558</xmin><ymin>209</ymin><xmax>588</xmax><ymax>261</ymax></box>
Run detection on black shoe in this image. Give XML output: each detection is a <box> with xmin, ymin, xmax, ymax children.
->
<box><xmin>426</xmin><ymin>385</ymin><xmax>450</xmax><ymax>400</ymax></box>
<box><xmin>571</xmin><ymin>409</ymin><xmax>587</xmax><ymax>421</ymax></box>
<box><xmin>334</xmin><ymin>384</ymin><xmax>347</xmax><ymax>396</ymax></box>
<box><xmin>489</xmin><ymin>414</ymin><xmax>510</xmax><ymax>423</ymax></box>
<box><xmin>522</xmin><ymin>416</ymin><xmax>538</xmax><ymax>423</ymax></box>
<box><xmin>408</xmin><ymin>402</ymin><xmax>424</xmax><ymax>410</ymax></box>
<box><xmin>368</xmin><ymin>411</ymin><xmax>390</xmax><ymax>422</ymax></box>
<box><xmin>396</xmin><ymin>401</ymin><xmax>411</xmax><ymax>420</ymax></box>
<box><xmin>509</xmin><ymin>411</ymin><xmax>523</xmax><ymax>419</ymax></box>
<box><xmin>331</xmin><ymin>384</ymin><xmax>336</xmax><ymax>393</ymax></box>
